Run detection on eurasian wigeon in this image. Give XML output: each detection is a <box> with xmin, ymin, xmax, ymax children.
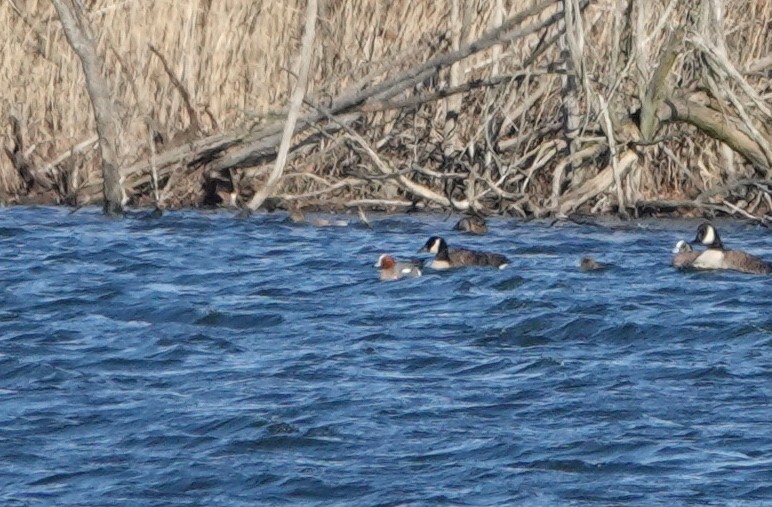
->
<box><xmin>374</xmin><ymin>254</ymin><xmax>423</xmax><ymax>281</ymax></box>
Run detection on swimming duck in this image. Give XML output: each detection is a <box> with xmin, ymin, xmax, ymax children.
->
<box><xmin>579</xmin><ymin>256</ymin><xmax>609</xmax><ymax>272</ymax></box>
<box><xmin>671</xmin><ymin>240</ymin><xmax>700</xmax><ymax>269</ymax></box>
<box><xmin>418</xmin><ymin>236</ymin><xmax>508</xmax><ymax>269</ymax></box>
<box><xmin>374</xmin><ymin>254</ymin><xmax>423</xmax><ymax>281</ymax></box>
<box><xmin>288</xmin><ymin>208</ymin><xmax>348</xmax><ymax>227</ymax></box>
<box><xmin>454</xmin><ymin>216</ymin><xmax>488</xmax><ymax>234</ymax></box>
<box><xmin>690</xmin><ymin>223</ymin><xmax>771</xmax><ymax>274</ymax></box>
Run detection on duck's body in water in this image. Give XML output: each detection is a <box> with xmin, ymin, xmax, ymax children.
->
<box><xmin>690</xmin><ymin>223</ymin><xmax>771</xmax><ymax>275</ymax></box>
<box><xmin>419</xmin><ymin>236</ymin><xmax>508</xmax><ymax>270</ymax></box>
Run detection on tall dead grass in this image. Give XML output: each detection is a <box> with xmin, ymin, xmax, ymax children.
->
<box><xmin>2</xmin><ymin>0</ymin><xmax>771</xmax><ymax>217</ymax></box>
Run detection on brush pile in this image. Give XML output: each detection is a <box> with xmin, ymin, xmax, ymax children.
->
<box><xmin>2</xmin><ymin>0</ymin><xmax>771</xmax><ymax>222</ymax></box>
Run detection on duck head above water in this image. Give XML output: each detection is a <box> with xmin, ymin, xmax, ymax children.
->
<box><xmin>419</xmin><ymin>236</ymin><xmax>448</xmax><ymax>256</ymax></box>
<box><xmin>579</xmin><ymin>256</ymin><xmax>608</xmax><ymax>272</ymax></box>
<box><xmin>671</xmin><ymin>240</ymin><xmax>693</xmax><ymax>255</ymax></box>
<box><xmin>671</xmin><ymin>239</ymin><xmax>700</xmax><ymax>269</ymax></box>
<box><xmin>454</xmin><ymin>216</ymin><xmax>488</xmax><ymax>234</ymax></box>
<box><xmin>374</xmin><ymin>254</ymin><xmax>395</xmax><ymax>269</ymax></box>
<box><xmin>693</xmin><ymin>223</ymin><xmax>724</xmax><ymax>250</ymax></box>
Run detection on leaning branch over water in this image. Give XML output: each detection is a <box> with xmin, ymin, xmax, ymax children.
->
<box><xmin>246</xmin><ymin>0</ymin><xmax>318</xmax><ymax>212</ymax></box>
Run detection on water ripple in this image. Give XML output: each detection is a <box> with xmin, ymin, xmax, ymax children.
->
<box><xmin>0</xmin><ymin>207</ymin><xmax>770</xmax><ymax>505</ymax></box>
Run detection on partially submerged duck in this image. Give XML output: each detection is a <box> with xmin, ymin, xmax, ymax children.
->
<box><xmin>579</xmin><ymin>256</ymin><xmax>610</xmax><ymax>272</ymax></box>
<box><xmin>288</xmin><ymin>209</ymin><xmax>348</xmax><ymax>227</ymax></box>
<box><xmin>690</xmin><ymin>223</ymin><xmax>771</xmax><ymax>274</ymax></box>
<box><xmin>418</xmin><ymin>236</ymin><xmax>508</xmax><ymax>269</ymax></box>
<box><xmin>374</xmin><ymin>254</ymin><xmax>423</xmax><ymax>281</ymax></box>
<box><xmin>454</xmin><ymin>216</ymin><xmax>488</xmax><ymax>234</ymax></box>
<box><xmin>671</xmin><ymin>240</ymin><xmax>700</xmax><ymax>269</ymax></box>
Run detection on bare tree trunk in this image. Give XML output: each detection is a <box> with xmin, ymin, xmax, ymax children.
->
<box><xmin>700</xmin><ymin>0</ymin><xmax>735</xmax><ymax>179</ymax></box>
<box><xmin>483</xmin><ymin>0</ymin><xmax>504</xmax><ymax>205</ymax></box>
<box><xmin>51</xmin><ymin>0</ymin><xmax>123</xmax><ymax>215</ymax></box>
<box><xmin>247</xmin><ymin>0</ymin><xmax>317</xmax><ymax>211</ymax></box>
<box><xmin>556</xmin><ymin>0</ymin><xmax>588</xmax><ymax>212</ymax></box>
<box><xmin>444</xmin><ymin>0</ymin><xmax>462</xmax><ymax>157</ymax></box>
<box><xmin>558</xmin><ymin>0</ymin><xmax>582</xmax><ymax>168</ymax></box>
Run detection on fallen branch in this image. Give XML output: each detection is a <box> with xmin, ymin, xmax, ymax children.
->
<box><xmin>635</xmin><ymin>198</ymin><xmax>769</xmax><ymax>224</ymax></box>
<box><xmin>550</xmin><ymin>143</ymin><xmax>606</xmax><ymax>207</ymax></box>
<box><xmin>597</xmin><ymin>94</ymin><xmax>627</xmax><ymax>216</ymax></box>
<box><xmin>558</xmin><ymin>150</ymin><xmax>639</xmax><ymax>215</ymax></box>
<box><xmin>111</xmin><ymin>0</ymin><xmax>579</xmax><ymax>198</ymax></box>
<box><xmin>658</xmin><ymin>96</ymin><xmax>771</xmax><ymax>173</ymax></box>
<box><xmin>360</xmin><ymin>69</ymin><xmax>561</xmax><ymax>113</ymax></box>
<box><xmin>42</xmin><ymin>135</ymin><xmax>99</xmax><ymax>175</ymax></box>
<box><xmin>304</xmin><ymin>99</ymin><xmax>470</xmax><ymax>210</ymax></box>
<box><xmin>721</xmin><ymin>199</ymin><xmax>768</xmax><ymax>224</ymax></box>
<box><xmin>277</xmin><ymin>177</ymin><xmax>362</xmax><ymax>201</ymax></box>
<box><xmin>344</xmin><ymin>198</ymin><xmax>415</xmax><ymax>208</ymax></box>
<box><xmin>149</xmin><ymin>44</ymin><xmax>201</xmax><ymax>139</ymax></box>
<box><xmin>639</xmin><ymin>29</ymin><xmax>682</xmax><ymax>141</ymax></box>
<box><xmin>696</xmin><ymin>178</ymin><xmax>772</xmax><ymax>202</ymax></box>
<box><xmin>210</xmin><ymin>0</ymin><xmax>580</xmax><ymax>173</ymax></box>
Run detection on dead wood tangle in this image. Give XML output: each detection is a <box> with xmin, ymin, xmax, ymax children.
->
<box><xmin>2</xmin><ymin>0</ymin><xmax>772</xmax><ymax>223</ymax></box>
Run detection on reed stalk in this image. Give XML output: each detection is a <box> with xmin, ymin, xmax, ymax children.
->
<box><xmin>2</xmin><ymin>0</ymin><xmax>770</xmax><ymax>221</ymax></box>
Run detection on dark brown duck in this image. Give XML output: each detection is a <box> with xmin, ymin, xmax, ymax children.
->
<box><xmin>419</xmin><ymin>236</ymin><xmax>508</xmax><ymax>270</ymax></box>
<box><xmin>453</xmin><ymin>216</ymin><xmax>488</xmax><ymax>235</ymax></box>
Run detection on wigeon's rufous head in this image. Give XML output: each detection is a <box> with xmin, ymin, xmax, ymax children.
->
<box><xmin>374</xmin><ymin>254</ymin><xmax>396</xmax><ymax>269</ymax></box>
<box><xmin>374</xmin><ymin>254</ymin><xmax>422</xmax><ymax>281</ymax></box>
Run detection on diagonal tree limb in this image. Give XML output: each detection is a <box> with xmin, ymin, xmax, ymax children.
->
<box><xmin>246</xmin><ymin>0</ymin><xmax>317</xmax><ymax>211</ymax></box>
<box><xmin>212</xmin><ymin>0</ymin><xmax>582</xmax><ymax>173</ymax></box>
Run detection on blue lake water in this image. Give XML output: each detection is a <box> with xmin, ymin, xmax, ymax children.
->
<box><xmin>0</xmin><ymin>206</ymin><xmax>770</xmax><ymax>506</ymax></box>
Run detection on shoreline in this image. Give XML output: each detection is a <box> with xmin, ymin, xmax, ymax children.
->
<box><xmin>1</xmin><ymin>201</ymin><xmax>768</xmax><ymax>231</ymax></box>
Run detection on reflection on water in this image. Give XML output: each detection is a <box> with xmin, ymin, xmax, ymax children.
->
<box><xmin>0</xmin><ymin>207</ymin><xmax>770</xmax><ymax>505</ymax></box>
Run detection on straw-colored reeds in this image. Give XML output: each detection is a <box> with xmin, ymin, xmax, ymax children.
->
<box><xmin>2</xmin><ymin>0</ymin><xmax>771</xmax><ymax>220</ymax></box>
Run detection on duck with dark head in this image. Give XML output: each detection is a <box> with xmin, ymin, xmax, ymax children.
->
<box><xmin>579</xmin><ymin>256</ymin><xmax>611</xmax><ymax>272</ymax></box>
<box><xmin>453</xmin><ymin>216</ymin><xmax>488</xmax><ymax>235</ymax></box>
<box><xmin>419</xmin><ymin>236</ymin><xmax>508</xmax><ymax>270</ymax></box>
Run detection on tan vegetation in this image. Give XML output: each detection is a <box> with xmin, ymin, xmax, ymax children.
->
<box><xmin>2</xmin><ymin>0</ymin><xmax>771</xmax><ymax>222</ymax></box>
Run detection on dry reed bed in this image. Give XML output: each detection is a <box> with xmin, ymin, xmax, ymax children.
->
<box><xmin>2</xmin><ymin>0</ymin><xmax>771</xmax><ymax>221</ymax></box>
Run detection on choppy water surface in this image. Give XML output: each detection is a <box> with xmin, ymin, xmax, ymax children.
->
<box><xmin>0</xmin><ymin>207</ymin><xmax>770</xmax><ymax>506</ymax></box>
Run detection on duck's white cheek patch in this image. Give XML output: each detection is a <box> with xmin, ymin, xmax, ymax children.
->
<box><xmin>429</xmin><ymin>242</ymin><xmax>439</xmax><ymax>254</ymax></box>
<box><xmin>702</xmin><ymin>227</ymin><xmax>715</xmax><ymax>245</ymax></box>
